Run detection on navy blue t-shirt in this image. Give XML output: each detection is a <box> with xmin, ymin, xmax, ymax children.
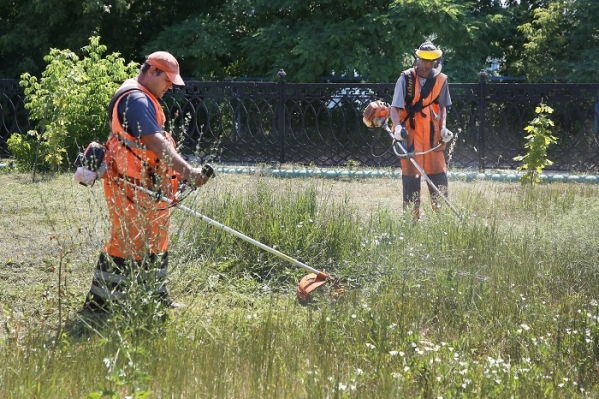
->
<box><xmin>117</xmin><ymin>91</ymin><xmax>162</xmax><ymax>138</ymax></box>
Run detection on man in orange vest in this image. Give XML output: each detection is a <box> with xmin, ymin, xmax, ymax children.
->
<box><xmin>83</xmin><ymin>51</ymin><xmax>211</xmax><ymax>312</ymax></box>
<box><xmin>389</xmin><ymin>41</ymin><xmax>453</xmax><ymax>220</ymax></box>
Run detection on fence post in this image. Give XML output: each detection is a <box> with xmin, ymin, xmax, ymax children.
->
<box><xmin>478</xmin><ymin>69</ymin><xmax>487</xmax><ymax>171</ymax></box>
<box><xmin>277</xmin><ymin>69</ymin><xmax>287</xmax><ymax>163</ymax></box>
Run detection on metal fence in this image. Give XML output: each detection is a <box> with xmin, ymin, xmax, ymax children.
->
<box><xmin>2</xmin><ymin>72</ymin><xmax>599</xmax><ymax>171</ymax></box>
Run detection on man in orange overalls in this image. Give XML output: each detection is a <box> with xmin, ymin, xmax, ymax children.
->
<box><xmin>390</xmin><ymin>41</ymin><xmax>452</xmax><ymax>220</ymax></box>
<box><xmin>83</xmin><ymin>51</ymin><xmax>211</xmax><ymax>312</ymax></box>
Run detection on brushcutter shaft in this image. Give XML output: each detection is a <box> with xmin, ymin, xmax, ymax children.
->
<box><xmin>383</xmin><ymin>125</ymin><xmax>462</xmax><ymax>220</ymax></box>
<box><xmin>121</xmin><ymin>179</ymin><xmax>324</xmax><ymax>276</ymax></box>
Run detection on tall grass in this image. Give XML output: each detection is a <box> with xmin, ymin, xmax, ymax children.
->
<box><xmin>2</xmin><ymin>171</ymin><xmax>599</xmax><ymax>397</ymax></box>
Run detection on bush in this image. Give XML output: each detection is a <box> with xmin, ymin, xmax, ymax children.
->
<box><xmin>8</xmin><ymin>36</ymin><xmax>138</xmax><ymax>171</ymax></box>
<box><xmin>514</xmin><ymin>104</ymin><xmax>557</xmax><ymax>184</ymax></box>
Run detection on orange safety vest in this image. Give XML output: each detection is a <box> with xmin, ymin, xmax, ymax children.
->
<box><xmin>399</xmin><ymin>69</ymin><xmax>447</xmax><ymax>176</ymax></box>
<box><xmin>102</xmin><ymin>79</ymin><xmax>179</xmax><ymax>260</ymax></box>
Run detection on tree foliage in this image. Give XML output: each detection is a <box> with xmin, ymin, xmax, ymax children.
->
<box><xmin>0</xmin><ymin>0</ymin><xmax>597</xmax><ymax>83</ymax></box>
<box><xmin>7</xmin><ymin>37</ymin><xmax>138</xmax><ymax>171</ymax></box>
<box><xmin>514</xmin><ymin>104</ymin><xmax>557</xmax><ymax>184</ymax></box>
<box><xmin>518</xmin><ymin>0</ymin><xmax>599</xmax><ymax>82</ymax></box>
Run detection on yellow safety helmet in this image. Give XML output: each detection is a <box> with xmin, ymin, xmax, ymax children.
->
<box><xmin>415</xmin><ymin>41</ymin><xmax>443</xmax><ymax>61</ymax></box>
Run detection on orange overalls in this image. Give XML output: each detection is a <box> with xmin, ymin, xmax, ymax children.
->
<box><xmin>398</xmin><ymin>69</ymin><xmax>448</xmax><ymax>218</ymax></box>
<box><xmin>85</xmin><ymin>79</ymin><xmax>180</xmax><ymax>310</ymax></box>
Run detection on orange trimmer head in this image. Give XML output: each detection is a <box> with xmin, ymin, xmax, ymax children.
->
<box><xmin>296</xmin><ymin>271</ymin><xmax>345</xmax><ymax>303</ymax></box>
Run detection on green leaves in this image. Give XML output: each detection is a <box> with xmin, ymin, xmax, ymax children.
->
<box><xmin>8</xmin><ymin>36</ymin><xmax>138</xmax><ymax>171</ymax></box>
<box><xmin>514</xmin><ymin>104</ymin><xmax>557</xmax><ymax>184</ymax></box>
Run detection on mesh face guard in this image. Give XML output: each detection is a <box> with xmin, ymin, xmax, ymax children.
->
<box><xmin>415</xmin><ymin>41</ymin><xmax>443</xmax><ymax>73</ymax></box>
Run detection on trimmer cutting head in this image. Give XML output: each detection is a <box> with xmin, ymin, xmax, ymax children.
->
<box><xmin>296</xmin><ymin>272</ymin><xmax>345</xmax><ymax>304</ymax></box>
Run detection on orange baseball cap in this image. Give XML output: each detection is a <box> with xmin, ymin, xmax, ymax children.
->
<box><xmin>146</xmin><ymin>51</ymin><xmax>185</xmax><ymax>86</ymax></box>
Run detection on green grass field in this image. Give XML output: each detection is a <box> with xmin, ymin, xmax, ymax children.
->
<box><xmin>2</xmin><ymin>168</ymin><xmax>599</xmax><ymax>398</ymax></box>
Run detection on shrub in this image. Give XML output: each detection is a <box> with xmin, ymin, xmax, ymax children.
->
<box><xmin>8</xmin><ymin>36</ymin><xmax>138</xmax><ymax>171</ymax></box>
<box><xmin>514</xmin><ymin>104</ymin><xmax>557</xmax><ymax>184</ymax></box>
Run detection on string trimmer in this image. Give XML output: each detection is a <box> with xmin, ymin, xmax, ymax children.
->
<box><xmin>363</xmin><ymin>100</ymin><xmax>463</xmax><ymax>220</ymax></box>
<box><xmin>118</xmin><ymin>174</ymin><xmax>344</xmax><ymax>303</ymax></box>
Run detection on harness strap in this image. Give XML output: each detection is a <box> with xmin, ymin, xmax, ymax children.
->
<box><xmin>403</xmin><ymin>69</ymin><xmax>438</xmax><ymax>129</ymax></box>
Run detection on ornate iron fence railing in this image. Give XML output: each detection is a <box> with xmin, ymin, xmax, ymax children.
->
<box><xmin>2</xmin><ymin>74</ymin><xmax>599</xmax><ymax>171</ymax></box>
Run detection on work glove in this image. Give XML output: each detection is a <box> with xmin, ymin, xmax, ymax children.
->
<box><xmin>393</xmin><ymin>124</ymin><xmax>408</xmax><ymax>141</ymax></box>
<box><xmin>440</xmin><ymin>127</ymin><xmax>454</xmax><ymax>143</ymax></box>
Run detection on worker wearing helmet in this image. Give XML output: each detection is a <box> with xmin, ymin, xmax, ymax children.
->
<box><xmin>390</xmin><ymin>41</ymin><xmax>452</xmax><ymax>220</ymax></box>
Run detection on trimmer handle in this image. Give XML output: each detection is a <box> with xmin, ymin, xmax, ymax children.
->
<box><xmin>201</xmin><ymin>163</ymin><xmax>215</xmax><ymax>179</ymax></box>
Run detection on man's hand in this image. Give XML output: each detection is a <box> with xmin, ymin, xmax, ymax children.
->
<box><xmin>141</xmin><ymin>132</ymin><xmax>214</xmax><ymax>188</ymax></box>
<box><xmin>393</xmin><ymin>124</ymin><xmax>408</xmax><ymax>141</ymax></box>
<box><xmin>440</xmin><ymin>127</ymin><xmax>454</xmax><ymax>142</ymax></box>
<box><xmin>189</xmin><ymin>167</ymin><xmax>211</xmax><ymax>188</ymax></box>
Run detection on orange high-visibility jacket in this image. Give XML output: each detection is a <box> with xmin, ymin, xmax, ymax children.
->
<box><xmin>102</xmin><ymin>79</ymin><xmax>179</xmax><ymax>260</ymax></box>
<box><xmin>399</xmin><ymin>69</ymin><xmax>447</xmax><ymax>176</ymax></box>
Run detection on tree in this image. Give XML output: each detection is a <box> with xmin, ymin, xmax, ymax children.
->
<box><xmin>145</xmin><ymin>0</ymin><xmax>498</xmax><ymax>82</ymax></box>
<box><xmin>7</xmin><ymin>37</ymin><xmax>138</xmax><ymax>171</ymax></box>
<box><xmin>0</xmin><ymin>0</ymin><xmax>107</xmax><ymax>78</ymax></box>
<box><xmin>517</xmin><ymin>0</ymin><xmax>599</xmax><ymax>82</ymax></box>
<box><xmin>0</xmin><ymin>0</ymin><xmax>223</xmax><ymax>79</ymax></box>
<box><xmin>2</xmin><ymin>0</ymin><xmax>597</xmax><ymax>83</ymax></box>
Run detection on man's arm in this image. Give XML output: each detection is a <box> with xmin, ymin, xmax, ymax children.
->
<box><xmin>390</xmin><ymin>74</ymin><xmax>407</xmax><ymax>129</ymax></box>
<box><xmin>440</xmin><ymin>107</ymin><xmax>447</xmax><ymax>129</ymax></box>
<box><xmin>141</xmin><ymin>133</ymin><xmax>209</xmax><ymax>187</ymax></box>
<box><xmin>390</xmin><ymin>106</ymin><xmax>402</xmax><ymax>129</ymax></box>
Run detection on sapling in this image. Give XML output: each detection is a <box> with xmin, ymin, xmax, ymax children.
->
<box><xmin>514</xmin><ymin>104</ymin><xmax>557</xmax><ymax>184</ymax></box>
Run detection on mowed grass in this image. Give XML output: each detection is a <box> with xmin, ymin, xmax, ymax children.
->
<box><xmin>2</xmin><ymin>168</ymin><xmax>599</xmax><ymax>398</ymax></box>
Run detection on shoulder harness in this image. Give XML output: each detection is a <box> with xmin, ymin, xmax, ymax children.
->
<box><xmin>403</xmin><ymin>69</ymin><xmax>438</xmax><ymax>129</ymax></box>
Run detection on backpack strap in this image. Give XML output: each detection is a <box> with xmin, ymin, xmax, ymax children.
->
<box><xmin>107</xmin><ymin>85</ymin><xmax>148</xmax><ymax>162</ymax></box>
<box><xmin>107</xmin><ymin>85</ymin><xmax>144</xmax><ymax>126</ymax></box>
<box><xmin>403</xmin><ymin>69</ymin><xmax>438</xmax><ymax>129</ymax></box>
